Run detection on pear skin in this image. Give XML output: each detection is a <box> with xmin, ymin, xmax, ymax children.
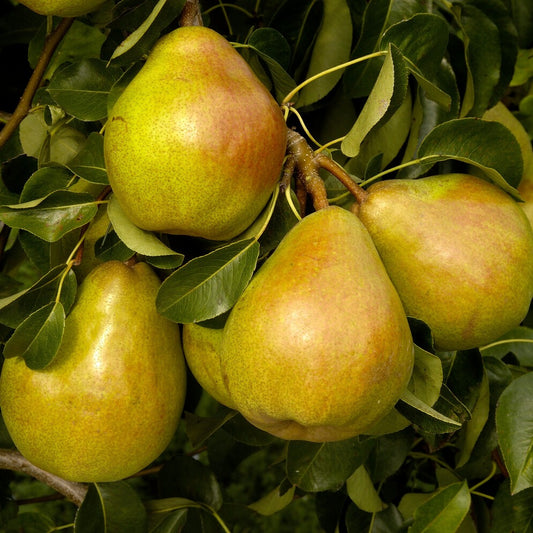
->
<box><xmin>0</xmin><ymin>261</ymin><xmax>186</xmax><ymax>482</ymax></box>
<box><xmin>219</xmin><ymin>206</ymin><xmax>414</xmax><ymax>442</ymax></box>
<box><xmin>17</xmin><ymin>0</ymin><xmax>106</xmax><ymax>17</ymax></box>
<box><xmin>104</xmin><ymin>26</ymin><xmax>288</xmax><ymax>241</ymax></box>
<box><xmin>182</xmin><ymin>322</ymin><xmax>235</xmax><ymax>409</ymax></box>
<box><xmin>357</xmin><ymin>173</ymin><xmax>533</xmax><ymax>351</ymax></box>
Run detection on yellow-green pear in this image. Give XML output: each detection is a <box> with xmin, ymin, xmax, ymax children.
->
<box><xmin>357</xmin><ymin>173</ymin><xmax>533</xmax><ymax>351</ymax></box>
<box><xmin>17</xmin><ymin>0</ymin><xmax>106</xmax><ymax>17</ymax></box>
<box><xmin>482</xmin><ymin>102</ymin><xmax>533</xmax><ymax>226</ymax></box>
<box><xmin>218</xmin><ymin>206</ymin><xmax>414</xmax><ymax>442</ymax></box>
<box><xmin>0</xmin><ymin>260</ymin><xmax>186</xmax><ymax>482</ymax></box>
<box><xmin>104</xmin><ymin>26</ymin><xmax>288</xmax><ymax>241</ymax></box>
<box><xmin>182</xmin><ymin>322</ymin><xmax>235</xmax><ymax>408</ymax></box>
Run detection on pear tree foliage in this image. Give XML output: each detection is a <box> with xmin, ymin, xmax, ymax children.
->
<box><xmin>1</xmin><ymin>0</ymin><xmax>533</xmax><ymax>531</ymax></box>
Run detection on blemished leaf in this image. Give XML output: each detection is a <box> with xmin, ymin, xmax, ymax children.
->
<box><xmin>409</xmin><ymin>481</ymin><xmax>471</xmax><ymax>533</ymax></box>
<box><xmin>417</xmin><ymin>118</ymin><xmax>524</xmax><ymax>192</ymax></box>
<box><xmin>47</xmin><ymin>59</ymin><xmax>122</xmax><ymax>121</ymax></box>
<box><xmin>19</xmin><ymin>166</ymin><xmax>73</xmax><ymax>203</ymax></box>
<box><xmin>341</xmin><ymin>44</ymin><xmax>408</xmax><ymax>158</ymax></box>
<box><xmin>75</xmin><ymin>481</ymin><xmax>147</xmax><ymax>533</ymax></box>
<box><xmin>249</xmin><ymin>483</ymin><xmax>296</xmax><ymax>516</ymax></box>
<box><xmin>3</xmin><ymin>301</ymin><xmax>65</xmax><ymax>369</ymax></box>
<box><xmin>346</xmin><ymin>465</ymin><xmax>385</xmax><ymax>513</ymax></box>
<box><xmin>107</xmin><ymin>194</ymin><xmax>179</xmax><ymax>257</ymax></box>
<box><xmin>0</xmin><ymin>266</ymin><xmax>77</xmax><ymax>329</ymax></box>
<box><xmin>156</xmin><ymin>239</ymin><xmax>260</xmax><ymax>324</ymax></box>
<box><xmin>158</xmin><ymin>456</ymin><xmax>223</xmax><ymax>510</ymax></box>
<box><xmin>297</xmin><ymin>0</ymin><xmax>352</xmax><ymax>107</ymax></box>
<box><xmin>397</xmin><ymin>389</ymin><xmax>462</xmax><ymax>434</ymax></box>
<box><xmin>496</xmin><ymin>372</ymin><xmax>533</xmax><ymax>494</ymax></box>
<box><xmin>0</xmin><ymin>190</ymin><xmax>97</xmax><ymax>242</ymax></box>
<box><xmin>286</xmin><ymin>438</ymin><xmax>373</xmax><ymax>492</ymax></box>
<box><xmin>67</xmin><ymin>132</ymin><xmax>108</xmax><ymax>185</ymax></box>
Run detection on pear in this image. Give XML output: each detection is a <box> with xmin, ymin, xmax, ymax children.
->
<box><xmin>17</xmin><ymin>0</ymin><xmax>106</xmax><ymax>17</ymax></box>
<box><xmin>357</xmin><ymin>173</ymin><xmax>533</xmax><ymax>351</ymax></box>
<box><xmin>217</xmin><ymin>206</ymin><xmax>414</xmax><ymax>442</ymax></box>
<box><xmin>182</xmin><ymin>322</ymin><xmax>235</xmax><ymax>408</ymax></box>
<box><xmin>0</xmin><ymin>260</ymin><xmax>186</xmax><ymax>482</ymax></box>
<box><xmin>104</xmin><ymin>26</ymin><xmax>288</xmax><ymax>241</ymax></box>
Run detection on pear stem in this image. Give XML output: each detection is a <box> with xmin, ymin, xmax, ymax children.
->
<box><xmin>0</xmin><ymin>17</ymin><xmax>74</xmax><ymax>149</ymax></box>
<box><xmin>179</xmin><ymin>0</ymin><xmax>203</xmax><ymax>26</ymax></box>
<box><xmin>286</xmin><ymin>129</ymin><xmax>329</xmax><ymax>211</ymax></box>
<box><xmin>0</xmin><ymin>449</ymin><xmax>87</xmax><ymax>506</ymax></box>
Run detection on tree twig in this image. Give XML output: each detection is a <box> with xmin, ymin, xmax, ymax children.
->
<box><xmin>0</xmin><ymin>449</ymin><xmax>88</xmax><ymax>506</ymax></box>
<box><xmin>0</xmin><ymin>17</ymin><xmax>74</xmax><ymax>150</ymax></box>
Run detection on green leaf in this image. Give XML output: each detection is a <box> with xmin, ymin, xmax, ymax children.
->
<box><xmin>409</xmin><ymin>481</ymin><xmax>471</xmax><ymax>533</ymax></box>
<box><xmin>3</xmin><ymin>301</ymin><xmax>65</xmax><ymax>369</ymax></box>
<box><xmin>222</xmin><ymin>413</ymin><xmax>279</xmax><ymax>447</ymax></box>
<box><xmin>0</xmin><ymin>190</ymin><xmax>97</xmax><ymax>242</ymax></box>
<box><xmin>496</xmin><ymin>372</ymin><xmax>533</xmax><ymax>494</ymax></box>
<box><xmin>286</xmin><ymin>438</ymin><xmax>373</xmax><ymax>492</ymax></box>
<box><xmin>248</xmin><ymin>483</ymin><xmax>296</xmax><ymax>516</ymax></box>
<box><xmin>184</xmin><ymin>410</ymin><xmax>237</xmax><ymax>449</ymax></box>
<box><xmin>446</xmin><ymin>350</ymin><xmax>484</xmax><ymax>414</ymax></box>
<box><xmin>417</xmin><ymin>118</ymin><xmax>524</xmax><ymax>192</ymax></box>
<box><xmin>47</xmin><ymin>59</ymin><xmax>122</xmax><ymax>121</ymax></box>
<box><xmin>397</xmin><ymin>389</ymin><xmax>462</xmax><ymax>434</ymax></box>
<box><xmin>341</xmin><ymin>44</ymin><xmax>408</xmax><ymax>158</ymax></box>
<box><xmin>491</xmin><ymin>480</ymin><xmax>533</xmax><ymax>533</ymax></box>
<box><xmin>148</xmin><ymin>508</ymin><xmax>188</xmax><ymax>533</ymax></box>
<box><xmin>0</xmin><ymin>266</ymin><xmax>76</xmax><ymax>329</ymax></box>
<box><xmin>75</xmin><ymin>482</ymin><xmax>147</xmax><ymax>533</ymax></box>
<box><xmin>156</xmin><ymin>239</ymin><xmax>259</xmax><ymax>324</ymax></box>
<box><xmin>19</xmin><ymin>166</ymin><xmax>73</xmax><ymax>203</ymax></box>
<box><xmin>248</xmin><ymin>28</ymin><xmax>291</xmax><ymax>71</ymax></box>
<box><xmin>67</xmin><ymin>132</ymin><xmax>108</xmax><ymax>185</ymax></box>
<box><xmin>480</xmin><ymin>326</ymin><xmax>533</xmax><ymax>366</ymax></box>
<box><xmin>297</xmin><ymin>0</ymin><xmax>353</xmax><ymax>107</ymax></box>
<box><xmin>4</xmin><ymin>512</ymin><xmax>56</xmax><ymax>533</ymax></box>
<box><xmin>346</xmin><ymin>465</ymin><xmax>385</xmax><ymax>513</ymax></box>
<box><xmin>107</xmin><ymin>194</ymin><xmax>180</xmax><ymax>257</ymax></box>
<box><xmin>94</xmin><ymin>230</ymin><xmax>135</xmax><ymax>263</ymax></box>
<box><xmin>367</xmin><ymin>429</ymin><xmax>414</xmax><ymax>483</ymax></box>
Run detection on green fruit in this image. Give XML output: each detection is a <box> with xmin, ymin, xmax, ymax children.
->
<box><xmin>17</xmin><ymin>0</ymin><xmax>106</xmax><ymax>17</ymax></box>
<box><xmin>0</xmin><ymin>260</ymin><xmax>186</xmax><ymax>482</ymax></box>
<box><xmin>182</xmin><ymin>322</ymin><xmax>235</xmax><ymax>408</ymax></box>
<box><xmin>104</xmin><ymin>26</ymin><xmax>287</xmax><ymax>241</ymax></box>
<box><xmin>218</xmin><ymin>206</ymin><xmax>414</xmax><ymax>442</ymax></box>
<box><xmin>357</xmin><ymin>173</ymin><xmax>533</xmax><ymax>351</ymax></box>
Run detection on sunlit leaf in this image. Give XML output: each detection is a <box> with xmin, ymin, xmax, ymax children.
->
<box><xmin>156</xmin><ymin>239</ymin><xmax>259</xmax><ymax>324</ymax></box>
<box><xmin>248</xmin><ymin>482</ymin><xmax>295</xmax><ymax>516</ymax></box>
<box><xmin>346</xmin><ymin>465</ymin><xmax>385</xmax><ymax>513</ymax></box>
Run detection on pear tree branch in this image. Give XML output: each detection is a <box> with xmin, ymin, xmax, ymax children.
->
<box><xmin>0</xmin><ymin>449</ymin><xmax>88</xmax><ymax>506</ymax></box>
<box><xmin>0</xmin><ymin>17</ymin><xmax>74</xmax><ymax>149</ymax></box>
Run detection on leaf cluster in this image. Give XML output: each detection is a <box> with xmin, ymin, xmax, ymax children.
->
<box><xmin>1</xmin><ymin>0</ymin><xmax>533</xmax><ymax>531</ymax></box>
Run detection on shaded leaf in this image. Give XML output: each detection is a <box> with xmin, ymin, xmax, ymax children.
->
<box><xmin>75</xmin><ymin>482</ymin><xmax>147</xmax><ymax>533</ymax></box>
<box><xmin>297</xmin><ymin>0</ymin><xmax>352</xmax><ymax>107</ymax></box>
<box><xmin>184</xmin><ymin>410</ymin><xmax>237</xmax><ymax>449</ymax></box>
<box><xmin>156</xmin><ymin>239</ymin><xmax>259</xmax><ymax>324</ymax></box>
<box><xmin>3</xmin><ymin>301</ymin><xmax>65</xmax><ymax>369</ymax></box>
<box><xmin>491</xmin><ymin>480</ymin><xmax>533</xmax><ymax>533</ymax></box>
<box><xmin>480</xmin><ymin>326</ymin><xmax>533</xmax><ymax>366</ymax></box>
<box><xmin>19</xmin><ymin>167</ymin><xmax>73</xmax><ymax>203</ymax></box>
<box><xmin>496</xmin><ymin>372</ymin><xmax>533</xmax><ymax>494</ymax></box>
<box><xmin>248</xmin><ymin>27</ymin><xmax>291</xmax><ymax>71</ymax></box>
<box><xmin>47</xmin><ymin>59</ymin><xmax>122</xmax><ymax>121</ymax></box>
<box><xmin>67</xmin><ymin>132</ymin><xmax>108</xmax><ymax>185</ymax></box>
<box><xmin>417</xmin><ymin>118</ymin><xmax>524</xmax><ymax>192</ymax></box>
<box><xmin>286</xmin><ymin>438</ymin><xmax>373</xmax><ymax>492</ymax></box>
<box><xmin>0</xmin><ymin>190</ymin><xmax>97</xmax><ymax>242</ymax></box>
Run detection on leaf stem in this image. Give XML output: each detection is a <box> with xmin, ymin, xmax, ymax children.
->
<box><xmin>469</xmin><ymin>461</ymin><xmax>498</xmax><ymax>493</ymax></box>
<box><xmin>0</xmin><ymin>17</ymin><xmax>74</xmax><ymax>149</ymax></box>
<box><xmin>281</xmin><ymin>50</ymin><xmax>387</xmax><ymax>105</ymax></box>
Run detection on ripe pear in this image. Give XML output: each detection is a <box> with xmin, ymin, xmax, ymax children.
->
<box><xmin>17</xmin><ymin>0</ymin><xmax>106</xmax><ymax>17</ymax></box>
<box><xmin>357</xmin><ymin>173</ymin><xmax>533</xmax><ymax>351</ymax></box>
<box><xmin>0</xmin><ymin>260</ymin><xmax>186</xmax><ymax>482</ymax></box>
<box><xmin>104</xmin><ymin>26</ymin><xmax>288</xmax><ymax>241</ymax></box>
<box><xmin>218</xmin><ymin>206</ymin><xmax>414</xmax><ymax>442</ymax></box>
<box><xmin>482</xmin><ymin>103</ymin><xmax>533</xmax><ymax>227</ymax></box>
<box><xmin>182</xmin><ymin>322</ymin><xmax>235</xmax><ymax>408</ymax></box>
